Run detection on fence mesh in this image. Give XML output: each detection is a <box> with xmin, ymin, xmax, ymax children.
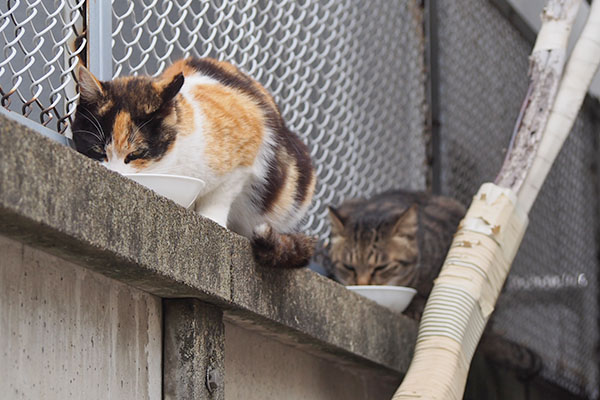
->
<box><xmin>110</xmin><ymin>0</ymin><xmax>428</xmax><ymax>239</ymax></box>
<box><xmin>435</xmin><ymin>1</ymin><xmax>600</xmax><ymax>398</ymax></box>
<box><xmin>0</xmin><ymin>0</ymin><xmax>84</xmax><ymax>134</ymax></box>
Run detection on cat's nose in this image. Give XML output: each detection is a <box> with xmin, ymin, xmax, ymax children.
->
<box><xmin>356</xmin><ymin>275</ymin><xmax>371</xmax><ymax>285</ymax></box>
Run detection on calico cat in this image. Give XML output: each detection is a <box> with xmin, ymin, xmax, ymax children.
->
<box><xmin>71</xmin><ymin>57</ymin><xmax>316</xmax><ymax>268</ymax></box>
<box><xmin>327</xmin><ymin>190</ymin><xmax>541</xmax><ymax>377</ymax></box>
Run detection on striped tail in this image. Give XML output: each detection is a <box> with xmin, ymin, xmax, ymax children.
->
<box><xmin>251</xmin><ymin>224</ymin><xmax>315</xmax><ymax>269</ymax></box>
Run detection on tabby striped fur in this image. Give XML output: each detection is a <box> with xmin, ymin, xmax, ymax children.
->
<box><xmin>328</xmin><ymin>190</ymin><xmax>465</xmax><ymax>299</ymax></box>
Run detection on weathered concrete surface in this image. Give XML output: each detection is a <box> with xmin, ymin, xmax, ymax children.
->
<box><xmin>0</xmin><ymin>112</ymin><xmax>417</xmax><ymax>376</ymax></box>
<box><xmin>225</xmin><ymin>322</ymin><xmax>400</xmax><ymax>400</ymax></box>
<box><xmin>228</xmin><ymin>238</ymin><xmax>416</xmax><ymax>376</ymax></box>
<box><xmin>0</xmin><ymin>114</ymin><xmax>232</xmax><ymax>302</ymax></box>
<box><xmin>0</xmin><ymin>235</ymin><xmax>162</xmax><ymax>399</ymax></box>
<box><xmin>164</xmin><ymin>300</ymin><xmax>224</xmax><ymax>400</ymax></box>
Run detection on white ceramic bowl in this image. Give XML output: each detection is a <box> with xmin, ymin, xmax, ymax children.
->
<box><xmin>346</xmin><ymin>285</ymin><xmax>417</xmax><ymax>313</ymax></box>
<box><xmin>123</xmin><ymin>173</ymin><xmax>204</xmax><ymax>209</ymax></box>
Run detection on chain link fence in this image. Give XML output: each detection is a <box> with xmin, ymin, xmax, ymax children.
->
<box><xmin>0</xmin><ymin>0</ymin><xmax>84</xmax><ymax>134</ymax></box>
<box><xmin>434</xmin><ymin>1</ymin><xmax>600</xmax><ymax>398</ymax></box>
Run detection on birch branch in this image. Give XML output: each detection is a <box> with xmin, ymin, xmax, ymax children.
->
<box><xmin>495</xmin><ymin>1</ymin><xmax>581</xmax><ymax>191</ymax></box>
<box><xmin>519</xmin><ymin>0</ymin><xmax>600</xmax><ymax>212</ymax></box>
<box><xmin>391</xmin><ymin>0</ymin><xmax>596</xmax><ymax>398</ymax></box>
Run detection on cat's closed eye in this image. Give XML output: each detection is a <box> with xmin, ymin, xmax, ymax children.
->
<box><xmin>125</xmin><ymin>150</ymin><xmax>147</xmax><ymax>164</ymax></box>
<box><xmin>341</xmin><ymin>263</ymin><xmax>355</xmax><ymax>272</ymax></box>
<box><xmin>373</xmin><ymin>264</ymin><xmax>389</xmax><ymax>272</ymax></box>
<box><xmin>89</xmin><ymin>145</ymin><xmax>107</xmax><ymax>160</ymax></box>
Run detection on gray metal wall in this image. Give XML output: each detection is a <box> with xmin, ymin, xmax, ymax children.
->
<box><xmin>434</xmin><ymin>1</ymin><xmax>600</xmax><ymax>398</ymax></box>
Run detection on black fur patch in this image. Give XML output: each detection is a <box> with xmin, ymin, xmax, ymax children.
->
<box><xmin>259</xmin><ymin>147</ymin><xmax>287</xmax><ymax>214</ymax></box>
<box><xmin>72</xmin><ymin>76</ymin><xmax>180</xmax><ymax>163</ymax></box>
<box><xmin>280</xmin><ymin>129</ymin><xmax>314</xmax><ymax>204</ymax></box>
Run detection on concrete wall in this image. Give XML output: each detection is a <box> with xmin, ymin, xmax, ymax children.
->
<box><xmin>225</xmin><ymin>322</ymin><xmax>399</xmax><ymax>400</ymax></box>
<box><xmin>0</xmin><ymin>230</ymin><xmax>400</xmax><ymax>400</ymax></box>
<box><xmin>0</xmin><ymin>235</ymin><xmax>162</xmax><ymax>399</ymax></box>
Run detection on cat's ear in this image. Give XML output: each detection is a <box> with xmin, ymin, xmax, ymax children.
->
<box><xmin>328</xmin><ymin>206</ymin><xmax>346</xmax><ymax>236</ymax></box>
<box><xmin>159</xmin><ymin>73</ymin><xmax>185</xmax><ymax>104</ymax></box>
<box><xmin>77</xmin><ymin>65</ymin><xmax>104</xmax><ymax>102</ymax></box>
<box><xmin>392</xmin><ymin>204</ymin><xmax>418</xmax><ymax>237</ymax></box>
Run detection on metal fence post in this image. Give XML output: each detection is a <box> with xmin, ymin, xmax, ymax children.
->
<box><xmin>87</xmin><ymin>0</ymin><xmax>112</xmax><ymax>80</ymax></box>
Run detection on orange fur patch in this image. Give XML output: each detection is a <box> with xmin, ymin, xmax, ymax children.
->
<box><xmin>112</xmin><ymin>111</ymin><xmax>132</xmax><ymax>153</ymax></box>
<box><xmin>130</xmin><ymin>158</ymin><xmax>150</xmax><ymax>170</ymax></box>
<box><xmin>161</xmin><ymin>59</ymin><xmax>196</xmax><ymax>81</ymax></box>
<box><xmin>97</xmin><ymin>99</ymin><xmax>114</xmax><ymax>116</ymax></box>
<box><xmin>175</xmin><ymin>95</ymin><xmax>195</xmax><ymax>136</ymax></box>
<box><xmin>272</xmin><ymin>155</ymin><xmax>299</xmax><ymax>216</ymax></box>
<box><xmin>193</xmin><ymin>84</ymin><xmax>263</xmax><ymax>175</ymax></box>
<box><xmin>300</xmin><ymin>170</ymin><xmax>317</xmax><ymax>209</ymax></box>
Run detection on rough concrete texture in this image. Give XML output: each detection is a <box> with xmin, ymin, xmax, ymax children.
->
<box><xmin>164</xmin><ymin>299</ymin><xmax>224</xmax><ymax>400</ymax></box>
<box><xmin>0</xmin><ymin>235</ymin><xmax>162</xmax><ymax>399</ymax></box>
<box><xmin>228</xmin><ymin>236</ymin><xmax>416</xmax><ymax>376</ymax></box>
<box><xmin>0</xmin><ymin>113</ymin><xmax>417</xmax><ymax>376</ymax></box>
<box><xmin>225</xmin><ymin>322</ymin><xmax>400</xmax><ymax>400</ymax></box>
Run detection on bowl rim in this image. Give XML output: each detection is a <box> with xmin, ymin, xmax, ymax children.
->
<box><xmin>346</xmin><ymin>285</ymin><xmax>417</xmax><ymax>294</ymax></box>
<box><xmin>122</xmin><ymin>173</ymin><xmax>205</xmax><ymax>184</ymax></box>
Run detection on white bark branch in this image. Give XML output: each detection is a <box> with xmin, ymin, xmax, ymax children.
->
<box><xmin>519</xmin><ymin>0</ymin><xmax>600</xmax><ymax>212</ymax></box>
<box><xmin>495</xmin><ymin>1</ymin><xmax>581</xmax><ymax>190</ymax></box>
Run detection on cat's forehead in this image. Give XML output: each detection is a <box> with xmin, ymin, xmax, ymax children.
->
<box><xmin>102</xmin><ymin>76</ymin><xmax>163</xmax><ymax>117</ymax></box>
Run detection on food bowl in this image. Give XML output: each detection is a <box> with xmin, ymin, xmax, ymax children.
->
<box><xmin>346</xmin><ymin>285</ymin><xmax>417</xmax><ymax>313</ymax></box>
<box><xmin>122</xmin><ymin>173</ymin><xmax>204</xmax><ymax>209</ymax></box>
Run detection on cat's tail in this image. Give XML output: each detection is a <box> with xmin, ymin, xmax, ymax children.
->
<box><xmin>251</xmin><ymin>224</ymin><xmax>315</xmax><ymax>269</ymax></box>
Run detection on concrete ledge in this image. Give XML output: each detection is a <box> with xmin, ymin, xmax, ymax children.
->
<box><xmin>0</xmin><ymin>111</ymin><xmax>417</xmax><ymax>377</ymax></box>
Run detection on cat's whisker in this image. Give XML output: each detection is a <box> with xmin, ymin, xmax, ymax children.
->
<box><xmin>79</xmin><ymin>106</ymin><xmax>106</xmax><ymax>141</ymax></box>
<box><xmin>133</xmin><ymin>117</ymin><xmax>155</xmax><ymax>138</ymax></box>
<box><xmin>73</xmin><ymin>129</ymin><xmax>103</xmax><ymax>143</ymax></box>
<box><xmin>77</xmin><ymin>112</ymin><xmax>105</xmax><ymax>142</ymax></box>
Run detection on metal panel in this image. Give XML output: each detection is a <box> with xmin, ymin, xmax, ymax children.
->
<box><xmin>87</xmin><ymin>0</ymin><xmax>112</xmax><ymax>80</ymax></box>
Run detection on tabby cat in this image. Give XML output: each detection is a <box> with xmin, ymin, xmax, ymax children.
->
<box><xmin>327</xmin><ymin>190</ymin><xmax>464</xmax><ymax>316</ymax></box>
<box><xmin>327</xmin><ymin>190</ymin><xmax>541</xmax><ymax>376</ymax></box>
<box><xmin>72</xmin><ymin>57</ymin><xmax>316</xmax><ymax>268</ymax></box>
